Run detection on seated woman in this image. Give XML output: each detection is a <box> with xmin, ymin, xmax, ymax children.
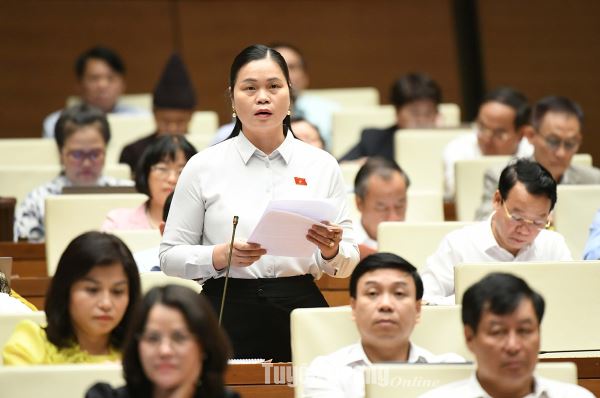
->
<box><xmin>2</xmin><ymin>231</ymin><xmax>141</xmax><ymax>364</ymax></box>
<box><xmin>14</xmin><ymin>104</ymin><xmax>133</xmax><ymax>242</ymax></box>
<box><xmin>102</xmin><ymin>135</ymin><xmax>196</xmax><ymax>231</ymax></box>
<box><xmin>86</xmin><ymin>285</ymin><xmax>239</xmax><ymax>398</ymax></box>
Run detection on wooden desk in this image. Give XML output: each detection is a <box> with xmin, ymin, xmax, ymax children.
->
<box><xmin>226</xmin><ymin>363</ymin><xmax>294</xmax><ymax>398</ymax></box>
<box><xmin>316</xmin><ymin>274</ymin><xmax>350</xmax><ymax>306</ymax></box>
<box><xmin>0</xmin><ymin>242</ymin><xmax>46</xmax><ymax>277</ymax></box>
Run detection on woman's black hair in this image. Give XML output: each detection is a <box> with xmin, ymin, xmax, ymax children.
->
<box><xmin>134</xmin><ymin>135</ymin><xmax>197</xmax><ymax>197</ymax></box>
<box><xmin>45</xmin><ymin>231</ymin><xmax>141</xmax><ymax>350</ymax></box>
<box><xmin>122</xmin><ymin>285</ymin><xmax>232</xmax><ymax>398</ymax></box>
<box><xmin>227</xmin><ymin>44</ymin><xmax>293</xmax><ymax>140</ymax></box>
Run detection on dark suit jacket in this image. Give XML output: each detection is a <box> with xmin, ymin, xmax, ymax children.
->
<box><xmin>118</xmin><ymin>132</ymin><xmax>158</xmax><ymax>175</ymax></box>
<box><xmin>339</xmin><ymin>124</ymin><xmax>398</xmax><ymax>162</ymax></box>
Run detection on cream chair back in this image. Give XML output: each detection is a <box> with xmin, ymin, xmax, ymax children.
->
<box><xmin>378</xmin><ymin>222</ymin><xmax>474</xmax><ymax>270</ymax></box>
<box><xmin>140</xmin><ymin>272</ymin><xmax>202</xmax><ymax>294</ymax></box>
<box><xmin>304</xmin><ymin>87</ymin><xmax>380</xmax><ymax>108</ymax></box>
<box><xmin>554</xmin><ymin>184</ymin><xmax>600</xmax><ymax>258</ymax></box>
<box><xmin>0</xmin><ymin>138</ymin><xmax>58</xmax><ymax>166</ymax></box>
<box><xmin>347</xmin><ymin>191</ymin><xmax>444</xmax><ymax>224</ymax></box>
<box><xmin>45</xmin><ymin>193</ymin><xmax>148</xmax><ymax>275</ymax></box>
<box><xmin>395</xmin><ymin>129</ymin><xmax>471</xmax><ymax>193</ymax></box>
<box><xmin>331</xmin><ymin>105</ymin><xmax>396</xmax><ymax>158</ymax></box>
<box><xmin>455</xmin><ymin>261</ymin><xmax>600</xmax><ymax>352</ymax></box>
<box><xmin>0</xmin><ymin>364</ymin><xmax>123</xmax><ymax>397</ymax></box>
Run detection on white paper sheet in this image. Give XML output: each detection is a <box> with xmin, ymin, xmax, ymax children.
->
<box><xmin>247</xmin><ymin>199</ymin><xmax>338</xmax><ymax>257</ymax></box>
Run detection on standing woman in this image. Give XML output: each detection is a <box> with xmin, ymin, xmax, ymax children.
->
<box><xmin>160</xmin><ymin>44</ymin><xmax>359</xmax><ymax>361</ymax></box>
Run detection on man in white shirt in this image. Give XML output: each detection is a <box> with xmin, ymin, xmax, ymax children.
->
<box><xmin>475</xmin><ymin>95</ymin><xmax>600</xmax><ymax>220</ymax></box>
<box><xmin>443</xmin><ymin>87</ymin><xmax>534</xmax><ymax>199</ymax></box>
<box><xmin>421</xmin><ymin>159</ymin><xmax>572</xmax><ymax>304</ymax></box>
<box><xmin>353</xmin><ymin>157</ymin><xmax>410</xmax><ymax>259</ymax></box>
<box><xmin>419</xmin><ymin>273</ymin><xmax>594</xmax><ymax>397</ymax></box>
<box><xmin>303</xmin><ymin>253</ymin><xmax>464</xmax><ymax>398</ymax></box>
<box><xmin>43</xmin><ymin>46</ymin><xmax>147</xmax><ymax>138</ymax></box>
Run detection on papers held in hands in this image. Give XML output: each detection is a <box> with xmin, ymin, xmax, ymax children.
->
<box><xmin>248</xmin><ymin>199</ymin><xmax>337</xmax><ymax>257</ymax></box>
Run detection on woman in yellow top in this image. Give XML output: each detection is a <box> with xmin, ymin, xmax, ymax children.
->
<box><xmin>2</xmin><ymin>231</ymin><xmax>141</xmax><ymax>364</ymax></box>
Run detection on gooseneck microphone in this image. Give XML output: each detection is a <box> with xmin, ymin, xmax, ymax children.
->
<box><xmin>219</xmin><ymin>215</ymin><xmax>239</xmax><ymax>326</ymax></box>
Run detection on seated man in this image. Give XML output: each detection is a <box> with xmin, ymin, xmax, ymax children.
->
<box><xmin>340</xmin><ymin>73</ymin><xmax>441</xmax><ymax>162</ymax></box>
<box><xmin>419</xmin><ymin>273</ymin><xmax>594</xmax><ymax>397</ymax></box>
<box><xmin>43</xmin><ymin>46</ymin><xmax>146</xmax><ymax>138</ymax></box>
<box><xmin>583</xmin><ymin>208</ymin><xmax>600</xmax><ymax>260</ymax></box>
<box><xmin>303</xmin><ymin>252</ymin><xmax>464</xmax><ymax>398</ymax></box>
<box><xmin>353</xmin><ymin>157</ymin><xmax>410</xmax><ymax>259</ymax></box>
<box><xmin>475</xmin><ymin>95</ymin><xmax>600</xmax><ymax>219</ymax></box>
<box><xmin>443</xmin><ymin>87</ymin><xmax>534</xmax><ymax>199</ymax></box>
<box><xmin>119</xmin><ymin>53</ymin><xmax>196</xmax><ymax>174</ymax></box>
<box><xmin>421</xmin><ymin>159</ymin><xmax>571</xmax><ymax>304</ymax></box>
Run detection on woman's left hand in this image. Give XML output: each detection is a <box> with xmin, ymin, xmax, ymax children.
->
<box><xmin>307</xmin><ymin>221</ymin><xmax>343</xmax><ymax>260</ymax></box>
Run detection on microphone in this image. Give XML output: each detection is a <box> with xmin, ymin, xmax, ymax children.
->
<box><xmin>219</xmin><ymin>215</ymin><xmax>239</xmax><ymax>326</ymax></box>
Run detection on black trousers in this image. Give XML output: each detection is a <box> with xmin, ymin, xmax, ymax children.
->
<box><xmin>202</xmin><ymin>274</ymin><xmax>328</xmax><ymax>362</ymax></box>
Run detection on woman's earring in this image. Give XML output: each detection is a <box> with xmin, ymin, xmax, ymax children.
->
<box><xmin>232</xmin><ymin>108</ymin><xmax>237</xmax><ymax>118</ymax></box>
<box><xmin>287</xmin><ymin>109</ymin><xmax>291</xmax><ymax>116</ymax></box>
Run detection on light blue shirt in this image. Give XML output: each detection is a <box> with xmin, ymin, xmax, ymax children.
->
<box><xmin>583</xmin><ymin>209</ymin><xmax>600</xmax><ymax>260</ymax></box>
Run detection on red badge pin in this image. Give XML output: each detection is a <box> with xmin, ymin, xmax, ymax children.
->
<box><xmin>294</xmin><ymin>177</ymin><xmax>307</xmax><ymax>186</ymax></box>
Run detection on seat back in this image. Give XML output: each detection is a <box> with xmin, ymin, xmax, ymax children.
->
<box><xmin>0</xmin><ymin>311</ymin><xmax>46</xmax><ymax>360</ymax></box>
<box><xmin>455</xmin><ymin>261</ymin><xmax>600</xmax><ymax>352</ymax></box>
<box><xmin>111</xmin><ymin>229</ymin><xmax>162</xmax><ymax>252</ymax></box>
<box><xmin>304</xmin><ymin>87</ymin><xmax>380</xmax><ymax>108</ymax></box>
<box><xmin>378</xmin><ymin>222</ymin><xmax>474</xmax><ymax>270</ymax></box>
<box><xmin>0</xmin><ymin>164</ymin><xmax>131</xmax><ymax>206</ymax></box>
<box><xmin>331</xmin><ymin>105</ymin><xmax>395</xmax><ymax>158</ymax></box>
<box><xmin>437</xmin><ymin>103</ymin><xmax>461</xmax><ymax>127</ymax></box>
<box><xmin>188</xmin><ymin>111</ymin><xmax>219</xmax><ymax>137</ymax></box>
<box><xmin>0</xmin><ymin>138</ymin><xmax>58</xmax><ymax>166</ymax></box>
<box><xmin>454</xmin><ymin>156</ymin><xmax>511</xmax><ymax>221</ymax></box>
<box><xmin>364</xmin><ymin>362</ymin><xmax>577</xmax><ymax>397</ymax></box>
<box><xmin>395</xmin><ymin>129</ymin><xmax>471</xmax><ymax>193</ymax></box>
<box><xmin>346</xmin><ymin>191</ymin><xmax>444</xmax><ymax>225</ymax></box>
<box><xmin>106</xmin><ymin>114</ymin><xmax>155</xmax><ymax>163</ymax></box>
<box><xmin>140</xmin><ymin>272</ymin><xmax>202</xmax><ymax>294</ymax></box>
<box><xmin>553</xmin><ymin>184</ymin><xmax>600</xmax><ymax>258</ymax></box>
<box><xmin>45</xmin><ymin>193</ymin><xmax>148</xmax><ymax>275</ymax></box>
<box><xmin>0</xmin><ymin>364</ymin><xmax>124</xmax><ymax>397</ymax></box>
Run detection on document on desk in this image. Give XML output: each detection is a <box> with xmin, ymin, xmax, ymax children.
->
<box><xmin>248</xmin><ymin>199</ymin><xmax>337</xmax><ymax>257</ymax></box>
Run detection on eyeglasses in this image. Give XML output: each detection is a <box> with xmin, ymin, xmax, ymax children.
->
<box><xmin>66</xmin><ymin>149</ymin><xmax>105</xmax><ymax>163</ymax></box>
<box><xmin>476</xmin><ymin>122</ymin><xmax>513</xmax><ymax>142</ymax></box>
<box><xmin>139</xmin><ymin>330</ymin><xmax>194</xmax><ymax>349</ymax></box>
<box><xmin>502</xmin><ymin>201</ymin><xmax>550</xmax><ymax>230</ymax></box>
<box><xmin>151</xmin><ymin>165</ymin><xmax>184</xmax><ymax>179</ymax></box>
<box><xmin>538</xmin><ymin>133</ymin><xmax>580</xmax><ymax>152</ymax></box>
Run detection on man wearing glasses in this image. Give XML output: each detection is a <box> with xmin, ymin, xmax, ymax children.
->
<box><xmin>443</xmin><ymin>87</ymin><xmax>534</xmax><ymax>199</ymax></box>
<box><xmin>421</xmin><ymin>159</ymin><xmax>571</xmax><ymax>305</ymax></box>
<box><xmin>475</xmin><ymin>96</ymin><xmax>600</xmax><ymax>220</ymax></box>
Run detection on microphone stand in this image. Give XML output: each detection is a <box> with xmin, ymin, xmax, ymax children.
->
<box><xmin>219</xmin><ymin>215</ymin><xmax>238</xmax><ymax>326</ymax></box>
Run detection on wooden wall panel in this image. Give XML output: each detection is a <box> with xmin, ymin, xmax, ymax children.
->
<box><xmin>177</xmin><ymin>0</ymin><xmax>462</xmax><ymax>124</ymax></box>
<box><xmin>0</xmin><ymin>0</ymin><xmax>174</xmax><ymax>137</ymax></box>
<box><xmin>0</xmin><ymin>0</ymin><xmax>461</xmax><ymax>137</ymax></box>
<box><xmin>478</xmin><ymin>0</ymin><xmax>600</xmax><ymax>166</ymax></box>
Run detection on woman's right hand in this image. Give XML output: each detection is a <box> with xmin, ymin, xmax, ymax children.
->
<box><xmin>212</xmin><ymin>240</ymin><xmax>266</xmax><ymax>270</ymax></box>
